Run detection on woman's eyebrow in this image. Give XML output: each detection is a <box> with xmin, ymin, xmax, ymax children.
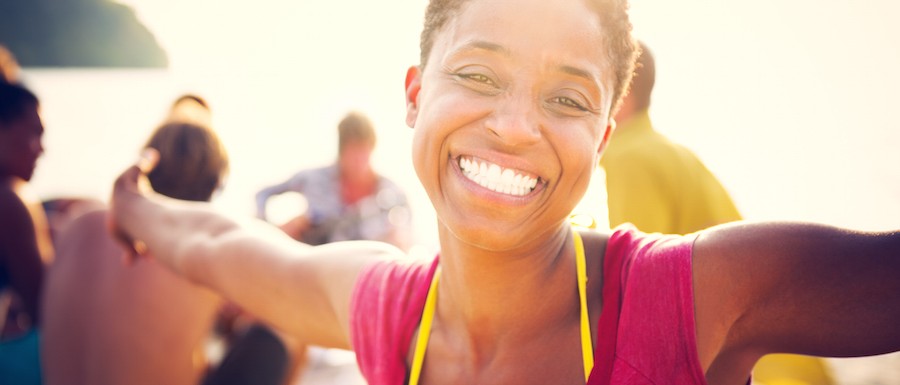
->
<box><xmin>448</xmin><ymin>40</ymin><xmax>511</xmax><ymax>58</ymax></box>
<box><xmin>557</xmin><ymin>64</ymin><xmax>601</xmax><ymax>88</ymax></box>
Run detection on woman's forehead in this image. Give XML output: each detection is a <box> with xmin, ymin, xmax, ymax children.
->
<box><xmin>440</xmin><ymin>2</ymin><xmax>606</xmax><ymax>60</ymax></box>
<box><xmin>429</xmin><ymin>0</ymin><xmax>614</xmax><ymax>90</ymax></box>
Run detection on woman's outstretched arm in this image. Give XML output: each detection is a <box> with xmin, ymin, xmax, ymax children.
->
<box><xmin>110</xmin><ymin>150</ymin><xmax>404</xmax><ymax>348</ymax></box>
<box><xmin>693</xmin><ymin>221</ymin><xmax>900</xmax><ymax>377</ymax></box>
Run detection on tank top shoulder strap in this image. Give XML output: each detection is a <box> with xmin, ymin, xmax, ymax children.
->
<box><xmin>584</xmin><ymin>225</ymin><xmax>637</xmax><ymax>384</ymax></box>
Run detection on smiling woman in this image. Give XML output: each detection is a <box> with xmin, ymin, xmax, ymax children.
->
<box><xmin>404</xmin><ymin>9</ymin><xmax>617</xmax><ymax>255</ymax></box>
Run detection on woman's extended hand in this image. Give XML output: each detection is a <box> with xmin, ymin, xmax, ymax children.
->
<box><xmin>108</xmin><ymin>148</ymin><xmax>159</xmax><ymax>262</ymax></box>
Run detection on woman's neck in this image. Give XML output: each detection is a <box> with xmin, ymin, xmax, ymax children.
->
<box><xmin>434</xmin><ymin>224</ymin><xmax>580</xmax><ymax>352</ymax></box>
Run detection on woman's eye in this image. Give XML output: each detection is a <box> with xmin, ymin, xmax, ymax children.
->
<box><xmin>459</xmin><ymin>73</ymin><xmax>495</xmax><ymax>85</ymax></box>
<box><xmin>551</xmin><ymin>96</ymin><xmax>588</xmax><ymax>111</ymax></box>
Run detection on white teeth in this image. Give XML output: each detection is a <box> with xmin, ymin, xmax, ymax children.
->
<box><xmin>458</xmin><ymin>157</ymin><xmax>539</xmax><ymax>196</ymax></box>
<box><xmin>488</xmin><ymin>164</ymin><xmax>500</xmax><ymax>180</ymax></box>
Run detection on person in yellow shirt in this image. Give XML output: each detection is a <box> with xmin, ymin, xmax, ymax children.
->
<box><xmin>602</xmin><ymin>41</ymin><xmax>834</xmax><ymax>385</ymax></box>
<box><xmin>600</xmin><ymin>42</ymin><xmax>740</xmax><ymax>234</ymax></box>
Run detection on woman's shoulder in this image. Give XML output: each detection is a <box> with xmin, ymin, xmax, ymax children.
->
<box><xmin>349</xmin><ymin>254</ymin><xmax>438</xmax><ymax>383</ymax></box>
<box><xmin>353</xmin><ymin>254</ymin><xmax>438</xmax><ymax>297</ymax></box>
<box><xmin>0</xmin><ymin>178</ymin><xmax>34</xmax><ymax>227</ymax></box>
<box><xmin>581</xmin><ymin>224</ymin><xmax>699</xmax><ymax>285</ymax></box>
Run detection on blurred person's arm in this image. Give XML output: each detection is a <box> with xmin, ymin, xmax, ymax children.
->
<box><xmin>278</xmin><ymin>214</ymin><xmax>311</xmax><ymax>241</ymax></box>
<box><xmin>112</xmin><ymin>152</ymin><xmax>401</xmax><ymax>349</ymax></box>
<box><xmin>378</xmin><ymin>182</ymin><xmax>413</xmax><ymax>252</ymax></box>
<box><xmin>382</xmin><ymin>206</ymin><xmax>412</xmax><ymax>253</ymax></box>
<box><xmin>692</xmin><ymin>221</ymin><xmax>900</xmax><ymax>383</ymax></box>
<box><xmin>255</xmin><ymin>174</ymin><xmax>305</xmax><ymax>221</ymax></box>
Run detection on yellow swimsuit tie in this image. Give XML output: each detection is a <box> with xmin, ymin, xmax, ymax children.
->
<box><xmin>408</xmin><ymin>231</ymin><xmax>594</xmax><ymax>384</ymax></box>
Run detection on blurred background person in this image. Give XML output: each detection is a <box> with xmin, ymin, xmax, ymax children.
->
<box><xmin>40</xmin><ymin>96</ymin><xmax>287</xmax><ymax>385</ymax></box>
<box><xmin>40</xmin><ymin>197</ymin><xmax>104</xmax><ymax>251</ymax></box>
<box><xmin>255</xmin><ymin>111</ymin><xmax>411</xmax><ymax>251</ymax></box>
<box><xmin>166</xmin><ymin>93</ymin><xmax>213</xmax><ymax>127</ymax></box>
<box><xmin>0</xmin><ymin>75</ymin><xmax>50</xmax><ymax>385</ymax></box>
<box><xmin>253</xmin><ymin>111</ymin><xmax>412</xmax><ymax>384</ymax></box>
<box><xmin>601</xmin><ymin>42</ymin><xmax>740</xmax><ymax>234</ymax></box>
<box><xmin>602</xmin><ymin>41</ymin><xmax>835</xmax><ymax>385</ymax></box>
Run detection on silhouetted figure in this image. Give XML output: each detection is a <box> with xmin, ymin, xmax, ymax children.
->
<box><xmin>0</xmin><ymin>80</ymin><xmax>50</xmax><ymax>385</ymax></box>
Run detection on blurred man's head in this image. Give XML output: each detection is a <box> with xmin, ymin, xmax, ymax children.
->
<box><xmin>615</xmin><ymin>41</ymin><xmax>656</xmax><ymax>124</ymax></box>
<box><xmin>0</xmin><ymin>82</ymin><xmax>43</xmax><ymax>181</ymax></box>
<box><xmin>338</xmin><ymin>112</ymin><xmax>376</xmax><ymax>153</ymax></box>
<box><xmin>337</xmin><ymin>112</ymin><xmax>377</xmax><ymax>178</ymax></box>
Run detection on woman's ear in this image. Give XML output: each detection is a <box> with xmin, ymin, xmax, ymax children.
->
<box><xmin>597</xmin><ymin>119</ymin><xmax>616</xmax><ymax>156</ymax></box>
<box><xmin>405</xmin><ymin>66</ymin><xmax>422</xmax><ymax>128</ymax></box>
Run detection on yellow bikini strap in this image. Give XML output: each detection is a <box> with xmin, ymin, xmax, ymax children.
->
<box><xmin>409</xmin><ymin>268</ymin><xmax>440</xmax><ymax>385</ymax></box>
<box><xmin>574</xmin><ymin>230</ymin><xmax>595</xmax><ymax>381</ymax></box>
<box><xmin>409</xmin><ymin>230</ymin><xmax>593</xmax><ymax>384</ymax></box>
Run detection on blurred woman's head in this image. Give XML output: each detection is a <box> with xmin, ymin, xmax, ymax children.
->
<box><xmin>144</xmin><ymin>122</ymin><xmax>229</xmax><ymax>202</ymax></box>
<box><xmin>166</xmin><ymin>93</ymin><xmax>212</xmax><ymax>126</ymax></box>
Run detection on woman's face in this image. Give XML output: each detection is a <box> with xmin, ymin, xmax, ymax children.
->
<box><xmin>406</xmin><ymin>0</ymin><xmax>615</xmax><ymax>251</ymax></box>
<box><xmin>0</xmin><ymin>104</ymin><xmax>45</xmax><ymax>181</ymax></box>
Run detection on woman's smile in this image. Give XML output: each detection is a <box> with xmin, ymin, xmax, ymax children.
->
<box><xmin>456</xmin><ymin>155</ymin><xmax>542</xmax><ymax>197</ymax></box>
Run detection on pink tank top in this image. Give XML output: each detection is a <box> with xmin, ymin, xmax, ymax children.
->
<box><xmin>350</xmin><ymin>225</ymin><xmax>709</xmax><ymax>384</ymax></box>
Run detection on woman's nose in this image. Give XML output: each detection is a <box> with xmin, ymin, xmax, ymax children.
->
<box><xmin>484</xmin><ymin>93</ymin><xmax>541</xmax><ymax>147</ymax></box>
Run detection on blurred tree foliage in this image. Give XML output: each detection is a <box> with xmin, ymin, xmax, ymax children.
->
<box><xmin>0</xmin><ymin>0</ymin><xmax>167</xmax><ymax>67</ymax></box>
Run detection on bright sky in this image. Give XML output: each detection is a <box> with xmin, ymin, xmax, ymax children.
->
<box><xmin>111</xmin><ymin>0</ymin><xmax>900</xmax><ymax>233</ymax></box>
<box><xmin>117</xmin><ymin>0</ymin><xmax>424</xmax><ymax>101</ymax></box>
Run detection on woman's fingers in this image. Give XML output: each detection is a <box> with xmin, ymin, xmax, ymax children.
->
<box><xmin>109</xmin><ymin>148</ymin><xmax>160</xmax><ymax>263</ymax></box>
<box><xmin>136</xmin><ymin>148</ymin><xmax>159</xmax><ymax>175</ymax></box>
